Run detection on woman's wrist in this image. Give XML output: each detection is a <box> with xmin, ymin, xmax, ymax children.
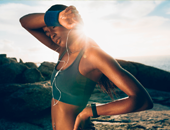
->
<box><xmin>91</xmin><ymin>104</ymin><xmax>100</xmax><ymax>118</ymax></box>
<box><xmin>80</xmin><ymin>106</ymin><xmax>93</xmax><ymax>119</ymax></box>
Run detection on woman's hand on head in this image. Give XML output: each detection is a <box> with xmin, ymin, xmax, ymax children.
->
<box><xmin>59</xmin><ymin>6</ymin><xmax>83</xmax><ymax>30</ymax></box>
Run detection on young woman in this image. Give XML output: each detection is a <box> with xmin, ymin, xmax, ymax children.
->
<box><xmin>20</xmin><ymin>4</ymin><xmax>153</xmax><ymax>130</ymax></box>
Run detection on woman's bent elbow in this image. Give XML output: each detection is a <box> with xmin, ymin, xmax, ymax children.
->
<box><xmin>141</xmin><ymin>98</ymin><xmax>154</xmax><ymax>111</ymax></box>
<box><xmin>146</xmin><ymin>99</ymin><xmax>154</xmax><ymax>110</ymax></box>
<box><xmin>19</xmin><ymin>17</ymin><xmax>25</xmax><ymax>28</ymax></box>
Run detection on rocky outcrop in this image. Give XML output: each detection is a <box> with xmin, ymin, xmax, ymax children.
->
<box><xmin>117</xmin><ymin>59</ymin><xmax>170</xmax><ymax>92</ymax></box>
<box><xmin>24</xmin><ymin>62</ymin><xmax>38</xmax><ymax>69</ymax></box>
<box><xmin>0</xmin><ymin>81</ymin><xmax>52</xmax><ymax>119</ymax></box>
<box><xmin>0</xmin><ymin>54</ymin><xmax>6</xmax><ymax>58</ymax></box>
<box><xmin>89</xmin><ymin>87</ymin><xmax>170</xmax><ymax>130</ymax></box>
<box><xmin>0</xmin><ymin>54</ymin><xmax>170</xmax><ymax>130</ymax></box>
<box><xmin>0</xmin><ymin>63</ymin><xmax>28</xmax><ymax>84</ymax></box>
<box><xmin>38</xmin><ymin>62</ymin><xmax>56</xmax><ymax>80</ymax></box>
<box><xmin>0</xmin><ymin>54</ymin><xmax>17</xmax><ymax>66</ymax></box>
<box><xmin>0</xmin><ymin>56</ymin><xmax>47</xmax><ymax>84</ymax></box>
<box><xmin>92</xmin><ymin>104</ymin><xmax>170</xmax><ymax>130</ymax></box>
<box><xmin>21</xmin><ymin>68</ymin><xmax>45</xmax><ymax>83</ymax></box>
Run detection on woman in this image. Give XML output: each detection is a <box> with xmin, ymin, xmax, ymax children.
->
<box><xmin>20</xmin><ymin>4</ymin><xmax>153</xmax><ymax>130</ymax></box>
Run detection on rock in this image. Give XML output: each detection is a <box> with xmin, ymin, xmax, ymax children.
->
<box><xmin>0</xmin><ymin>117</ymin><xmax>49</xmax><ymax>130</ymax></box>
<box><xmin>116</xmin><ymin>59</ymin><xmax>138</xmax><ymax>76</ymax></box>
<box><xmin>0</xmin><ymin>57</ymin><xmax>170</xmax><ymax>129</ymax></box>
<box><xmin>146</xmin><ymin>88</ymin><xmax>170</xmax><ymax>106</ymax></box>
<box><xmin>9</xmin><ymin>57</ymin><xmax>17</xmax><ymax>62</ymax></box>
<box><xmin>0</xmin><ymin>114</ymin><xmax>52</xmax><ymax>130</ymax></box>
<box><xmin>0</xmin><ymin>57</ymin><xmax>17</xmax><ymax>66</ymax></box>
<box><xmin>132</xmin><ymin>62</ymin><xmax>170</xmax><ymax>92</ymax></box>
<box><xmin>89</xmin><ymin>87</ymin><xmax>170</xmax><ymax>130</ymax></box>
<box><xmin>0</xmin><ymin>81</ymin><xmax>52</xmax><ymax>119</ymax></box>
<box><xmin>21</xmin><ymin>68</ymin><xmax>45</xmax><ymax>83</ymax></box>
<box><xmin>91</xmin><ymin>104</ymin><xmax>170</xmax><ymax>130</ymax></box>
<box><xmin>0</xmin><ymin>63</ymin><xmax>28</xmax><ymax>84</ymax></box>
<box><xmin>19</xmin><ymin>59</ymin><xmax>23</xmax><ymax>64</ymax></box>
<box><xmin>0</xmin><ymin>54</ymin><xmax>6</xmax><ymax>58</ymax></box>
<box><xmin>117</xmin><ymin>59</ymin><xmax>170</xmax><ymax>92</ymax></box>
<box><xmin>24</xmin><ymin>62</ymin><xmax>38</xmax><ymax>69</ymax></box>
<box><xmin>1</xmin><ymin>104</ymin><xmax>170</xmax><ymax>130</ymax></box>
<box><xmin>38</xmin><ymin>62</ymin><xmax>56</xmax><ymax>80</ymax></box>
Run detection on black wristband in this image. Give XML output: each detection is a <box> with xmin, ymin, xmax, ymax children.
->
<box><xmin>91</xmin><ymin>104</ymin><xmax>99</xmax><ymax>118</ymax></box>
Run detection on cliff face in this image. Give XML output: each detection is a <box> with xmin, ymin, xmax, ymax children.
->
<box><xmin>0</xmin><ymin>54</ymin><xmax>170</xmax><ymax>130</ymax></box>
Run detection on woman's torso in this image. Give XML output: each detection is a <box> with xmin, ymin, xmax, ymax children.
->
<box><xmin>51</xmin><ymin>45</ymin><xmax>102</xmax><ymax>130</ymax></box>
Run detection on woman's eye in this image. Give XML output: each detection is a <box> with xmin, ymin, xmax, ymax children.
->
<box><xmin>45</xmin><ymin>32</ymin><xmax>50</xmax><ymax>37</ymax></box>
<box><xmin>53</xmin><ymin>26</ymin><xmax>56</xmax><ymax>29</ymax></box>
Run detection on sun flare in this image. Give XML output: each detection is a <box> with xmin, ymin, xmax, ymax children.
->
<box><xmin>80</xmin><ymin>15</ymin><xmax>126</xmax><ymax>58</ymax></box>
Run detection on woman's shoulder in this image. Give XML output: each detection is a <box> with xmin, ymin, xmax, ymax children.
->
<box><xmin>84</xmin><ymin>43</ymin><xmax>108</xmax><ymax>63</ymax></box>
<box><xmin>84</xmin><ymin>39</ymin><xmax>117</xmax><ymax>66</ymax></box>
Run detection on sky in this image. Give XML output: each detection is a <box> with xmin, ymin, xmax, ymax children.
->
<box><xmin>0</xmin><ymin>0</ymin><xmax>170</xmax><ymax>63</ymax></box>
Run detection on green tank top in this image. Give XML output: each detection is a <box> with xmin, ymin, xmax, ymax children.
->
<box><xmin>51</xmin><ymin>47</ymin><xmax>97</xmax><ymax>106</ymax></box>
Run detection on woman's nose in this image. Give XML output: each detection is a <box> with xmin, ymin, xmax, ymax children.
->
<box><xmin>50</xmin><ymin>33</ymin><xmax>57</xmax><ymax>39</ymax></box>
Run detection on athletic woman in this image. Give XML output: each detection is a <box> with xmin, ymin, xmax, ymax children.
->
<box><xmin>20</xmin><ymin>4</ymin><xmax>153</xmax><ymax>130</ymax></box>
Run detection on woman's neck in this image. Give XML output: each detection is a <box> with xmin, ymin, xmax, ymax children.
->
<box><xmin>67</xmin><ymin>29</ymin><xmax>86</xmax><ymax>53</ymax></box>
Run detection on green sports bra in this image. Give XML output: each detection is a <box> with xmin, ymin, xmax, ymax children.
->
<box><xmin>51</xmin><ymin>47</ymin><xmax>97</xmax><ymax>106</ymax></box>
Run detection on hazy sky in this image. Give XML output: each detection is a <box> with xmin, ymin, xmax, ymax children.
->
<box><xmin>0</xmin><ymin>0</ymin><xmax>170</xmax><ymax>63</ymax></box>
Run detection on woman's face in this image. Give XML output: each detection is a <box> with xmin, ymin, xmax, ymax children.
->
<box><xmin>43</xmin><ymin>26</ymin><xmax>69</xmax><ymax>47</ymax></box>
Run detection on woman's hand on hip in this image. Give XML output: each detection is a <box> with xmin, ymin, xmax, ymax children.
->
<box><xmin>73</xmin><ymin>107</ymin><xmax>92</xmax><ymax>130</ymax></box>
<box><xmin>59</xmin><ymin>6</ymin><xmax>83</xmax><ymax>29</ymax></box>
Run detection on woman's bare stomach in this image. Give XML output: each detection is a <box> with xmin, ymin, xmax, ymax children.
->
<box><xmin>51</xmin><ymin>98</ymin><xmax>85</xmax><ymax>130</ymax></box>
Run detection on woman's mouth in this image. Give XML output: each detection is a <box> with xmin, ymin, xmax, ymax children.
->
<box><xmin>54</xmin><ymin>37</ymin><xmax>61</xmax><ymax>45</ymax></box>
<box><xmin>57</xmin><ymin>38</ymin><xmax>61</xmax><ymax>45</ymax></box>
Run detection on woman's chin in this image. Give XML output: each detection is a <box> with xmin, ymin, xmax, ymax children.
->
<box><xmin>59</xmin><ymin>41</ymin><xmax>66</xmax><ymax>48</ymax></box>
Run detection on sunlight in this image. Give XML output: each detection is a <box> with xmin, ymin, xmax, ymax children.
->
<box><xmin>80</xmin><ymin>14</ymin><xmax>152</xmax><ymax>59</ymax></box>
<box><xmin>80</xmin><ymin>15</ymin><xmax>128</xmax><ymax>58</ymax></box>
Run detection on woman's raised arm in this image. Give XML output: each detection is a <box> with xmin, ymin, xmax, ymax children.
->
<box><xmin>19</xmin><ymin>6</ymin><xmax>82</xmax><ymax>52</ymax></box>
<box><xmin>20</xmin><ymin>13</ymin><xmax>60</xmax><ymax>51</ymax></box>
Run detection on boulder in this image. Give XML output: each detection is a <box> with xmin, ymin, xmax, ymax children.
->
<box><xmin>19</xmin><ymin>59</ymin><xmax>24</xmax><ymax>64</ymax></box>
<box><xmin>0</xmin><ymin>114</ymin><xmax>52</xmax><ymax>130</ymax></box>
<box><xmin>0</xmin><ymin>54</ymin><xmax>6</xmax><ymax>58</ymax></box>
<box><xmin>0</xmin><ymin>57</ymin><xmax>17</xmax><ymax>66</ymax></box>
<box><xmin>116</xmin><ymin>59</ymin><xmax>138</xmax><ymax>76</ymax></box>
<box><xmin>0</xmin><ymin>63</ymin><xmax>28</xmax><ymax>84</ymax></box>
<box><xmin>38</xmin><ymin>62</ymin><xmax>56</xmax><ymax>80</ymax></box>
<box><xmin>21</xmin><ymin>68</ymin><xmax>45</xmax><ymax>83</ymax></box>
<box><xmin>117</xmin><ymin>59</ymin><xmax>170</xmax><ymax>92</ymax></box>
<box><xmin>9</xmin><ymin>57</ymin><xmax>17</xmax><ymax>62</ymax></box>
<box><xmin>0</xmin><ymin>81</ymin><xmax>52</xmax><ymax>119</ymax></box>
<box><xmin>131</xmin><ymin>62</ymin><xmax>170</xmax><ymax>92</ymax></box>
<box><xmin>146</xmin><ymin>88</ymin><xmax>170</xmax><ymax>106</ymax></box>
<box><xmin>24</xmin><ymin>62</ymin><xmax>38</xmax><ymax>69</ymax></box>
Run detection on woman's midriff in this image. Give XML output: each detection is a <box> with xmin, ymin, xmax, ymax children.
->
<box><xmin>51</xmin><ymin>98</ymin><xmax>85</xmax><ymax>130</ymax></box>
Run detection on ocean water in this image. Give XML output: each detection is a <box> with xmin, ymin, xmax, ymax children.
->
<box><xmin>119</xmin><ymin>55</ymin><xmax>170</xmax><ymax>72</ymax></box>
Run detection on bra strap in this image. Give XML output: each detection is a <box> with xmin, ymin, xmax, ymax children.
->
<box><xmin>59</xmin><ymin>49</ymin><xmax>67</xmax><ymax>60</ymax></box>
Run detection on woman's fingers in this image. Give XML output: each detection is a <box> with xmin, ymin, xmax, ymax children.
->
<box><xmin>62</xmin><ymin>5</ymin><xmax>79</xmax><ymax>19</ymax></box>
<box><xmin>73</xmin><ymin>115</ymin><xmax>81</xmax><ymax>130</ymax></box>
<box><xmin>62</xmin><ymin>13</ymin><xmax>78</xmax><ymax>20</ymax></box>
<box><xmin>59</xmin><ymin>5</ymin><xmax>83</xmax><ymax>29</ymax></box>
<box><xmin>65</xmin><ymin>5</ymin><xmax>77</xmax><ymax>13</ymax></box>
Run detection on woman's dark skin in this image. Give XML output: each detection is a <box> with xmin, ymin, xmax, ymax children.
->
<box><xmin>20</xmin><ymin>6</ymin><xmax>153</xmax><ymax>130</ymax></box>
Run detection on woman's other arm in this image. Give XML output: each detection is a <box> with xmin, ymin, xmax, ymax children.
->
<box><xmin>89</xmin><ymin>48</ymin><xmax>153</xmax><ymax>116</ymax></box>
<box><xmin>74</xmin><ymin>47</ymin><xmax>153</xmax><ymax>130</ymax></box>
